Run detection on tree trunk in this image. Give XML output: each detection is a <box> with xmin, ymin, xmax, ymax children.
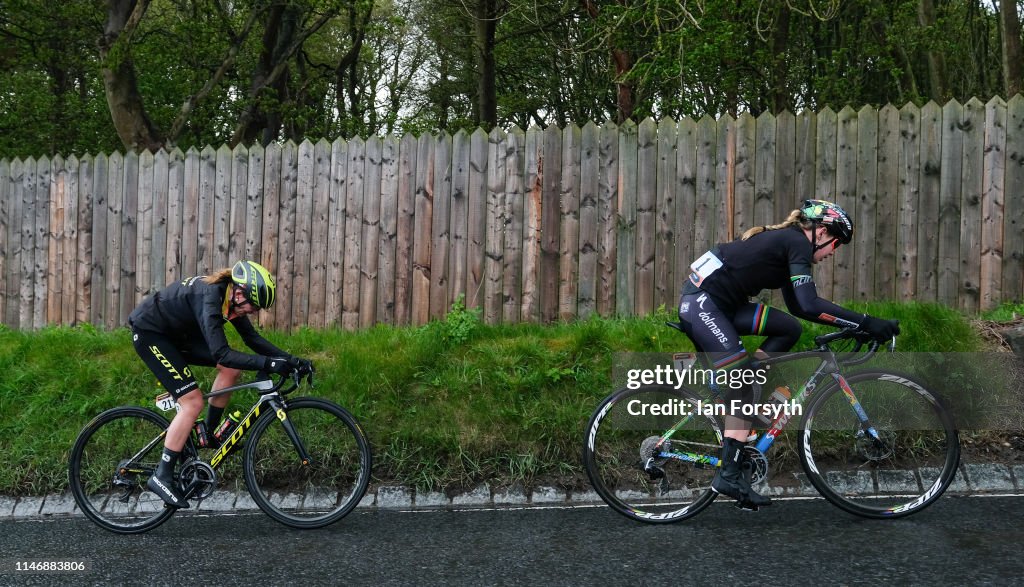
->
<box><xmin>611</xmin><ymin>48</ymin><xmax>635</xmax><ymax>122</ymax></box>
<box><xmin>99</xmin><ymin>0</ymin><xmax>164</xmax><ymax>152</ymax></box>
<box><xmin>770</xmin><ymin>4</ymin><xmax>791</xmax><ymax>114</ymax></box>
<box><xmin>474</xmin><ymin>0</ymin><xmax>498</xmax><ymax>129</ymax></box>
<box><xmin>998</xmin><ymin>0</ymin><xmax>1024</xmax><ymax>96</ymax></box>
<box><xmin>871</xmin><ymin>17</ymin><xmax>919</xmax><ymax>103</ymax></box>
<box><xmin>334</xmin><ymin>1</ymin><xmax>372</xmax><ymax>138</ymax></box>
<box><xmin>918</xmin><ymin>0</ymin><xmax>949</xmax><ymax>101</ymax></box>
<box><xmin>580</xmin><ymin>0</ymin><xmax>635</xmax><ymax>123</ymax></box>
<box><xmin>253</xmin><ymin>4</ymin><xmax>295</xmax><ymax>146</ymax></box>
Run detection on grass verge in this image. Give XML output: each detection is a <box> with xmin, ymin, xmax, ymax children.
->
<box><xmin>0</xmin><ymin>300</ymin><xmax>1014</xmax><ymax>497</ymax></box>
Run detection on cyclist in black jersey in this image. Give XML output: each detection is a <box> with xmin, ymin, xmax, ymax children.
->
<box><xmin>678</xmin><ymin>199</ymin><xmax>899</xmax><ymax>509</ymax></box>
<box><xmin>129</xmin><ymin>260</ymin><xmax>312</xmax><ymax>508</ymax></box>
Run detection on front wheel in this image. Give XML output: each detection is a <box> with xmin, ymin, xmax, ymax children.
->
<box><xmin>68</xmin><ymin>406</ymin><xmax>195</xmax><ymax>534</ymax></box>
<box><xmin>243</xmin><ymin>397</ymin><xmax>372</xmax><ymax>528</ymax></box>
<box><xmin>799</xmin><ymin>371</ymin><xmax>960</xmax><ymax>519</ymax></box>
<box><xmin>583</xmin><ymin>385</ymin><xmax>722</xmax><ymax>524</ymax></box>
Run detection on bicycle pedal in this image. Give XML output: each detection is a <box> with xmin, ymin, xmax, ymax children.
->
<box><xmin>733</xmin><ymin>501</ymin><xmax>759</xmax><ymax>512</ymax></box>
<box><xmin>643</xmin><ymin>461</ymin><xmax>665</xmax><ymax>480</ymax></box>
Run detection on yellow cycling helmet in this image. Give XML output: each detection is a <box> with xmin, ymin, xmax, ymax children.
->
<box><xmin>231</xmin><ymin>260</ymin><xmax>276</xmax><ymax>309</ymax></box>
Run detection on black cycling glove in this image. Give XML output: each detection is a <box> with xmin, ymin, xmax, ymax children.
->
<box><xmin>289</xmin><ymin>356</ymin><xmax>314</xmax><ymax>374</ymax></box>
<box><xmin>859</xmin><ymin>315</ymin><xmax>900</xmax><ymax>341</ymax></box>
<box><xmin>265</xmin><ymin>357</ymin><xmax>294</xmax><ymax>375</ymax></box>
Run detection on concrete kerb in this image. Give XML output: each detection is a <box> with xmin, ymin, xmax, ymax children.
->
<box><xmin>5</xmin><ymin>462</ymin><xmax>1021</xmax><ymax>520</ymax></box>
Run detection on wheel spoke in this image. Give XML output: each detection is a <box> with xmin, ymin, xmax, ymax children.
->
<box><xmin>583</xmin><ymin>386</ymin><xmax>721</xmax><ymax>524</ymax></box>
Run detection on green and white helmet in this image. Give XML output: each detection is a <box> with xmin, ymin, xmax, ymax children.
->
<box><xmin>801</xmin><ymin>199</ymin><xmax>853</xmax><ymax>244</ymax></box>
<box><xmin>231</xmin><ymin>260</ymin><xmax>276</xmax><ymax>309</ymax></box>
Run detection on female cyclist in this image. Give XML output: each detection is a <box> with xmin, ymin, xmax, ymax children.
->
<box><xmin>128</xmin><ymin>260</ymin><xmax>312</xmax><ymax>508</ymax></box>
<box><xmin>677</xmin><ymin>200</ymin><xmax>899</xmax><ymax>509</ymax></box>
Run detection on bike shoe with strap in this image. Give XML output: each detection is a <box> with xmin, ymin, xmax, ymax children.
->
<box><xmin>146</xmin><ymin>469</ymin><xmax>190</xmax><ymax>509</ymax></box>
<box><xmin>711</xmin><ymin>437</ymin><xmax>771</xmax><ymax>508</ymax></box>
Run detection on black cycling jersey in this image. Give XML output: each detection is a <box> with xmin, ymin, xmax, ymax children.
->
<box><xmin>681</xmin><ymin>226</ymin><xmax>864</xmax><ymax>328</ymax></box>
<box><xmin>128</xmin><ymin>275</ymin><xmax>287</xmax><ymax>372</ymax></box>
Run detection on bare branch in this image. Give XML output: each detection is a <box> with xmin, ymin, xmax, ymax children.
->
<box><xmin>167</xmin><ymin>4</ymin><xmax>263</xmax><ymax>143</ymax></box>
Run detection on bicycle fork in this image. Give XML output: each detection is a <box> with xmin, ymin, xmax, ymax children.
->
<box><xmin>832</xmin><ymin>373</ymin><xmax>883</xmax><ymax>443</ymax></box>
<box><xmin>267</xmin><ymin>397</ymin><xmax>314</xmax><ymax>467</ymax></box>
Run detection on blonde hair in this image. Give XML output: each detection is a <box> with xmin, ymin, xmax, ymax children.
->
<box><xmin>740</xmin><ymin>209</ymin><xmax>812</xmax><ymax>240</ymax></box>
<box><xmin>203</xmin><ymin>268</ymin><xmax>233</xmax><ymax>285</ymax></box>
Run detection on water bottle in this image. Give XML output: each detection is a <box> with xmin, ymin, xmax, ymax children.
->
<box><xmin>766</xmin><ymin>386</ymin><xmax>792</xmax><ymax>425</ymax></box>
<box><xmin>192</xmin><ymin>418</ymin><xmax>212</xmax><ymax>448</ymax></box>
<box><xmin>214</xmin><ymin>411</ymin><xmax>242</xmax><ymax>443</ymax></box>
<box><xmin>769</xmin><ymin>385</ymin><xmax>792</xmax><ymax>405</ymax></box>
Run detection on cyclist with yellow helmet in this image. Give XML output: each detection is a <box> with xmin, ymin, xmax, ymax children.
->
<box><xmin>677</xmin><ymin>200</ymin><xmax>900</xmax><ymax>509</ymax></box>
<box><xmin>128</xmin><ymin>260</ymin><xmax>312</xmax><ymax>508</ymax></box>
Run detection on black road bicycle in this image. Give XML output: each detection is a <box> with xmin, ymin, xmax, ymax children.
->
<box><xmin>583</xmin><ymin>327</ymin><xmax>960</xmax><ymax>523</ymax></box>
<box><xmin>69</xmin><ymin>369</ymin><xmax>372</xmax><ymax>534</ymax></box>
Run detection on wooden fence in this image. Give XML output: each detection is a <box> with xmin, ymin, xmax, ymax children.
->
<box><xmin>1</xmin><ymin>98</ymin><xmax>1022</xmax><ymax>331</ymax></box>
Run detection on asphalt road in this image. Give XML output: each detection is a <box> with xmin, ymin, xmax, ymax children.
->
<box><xmin>1</xmin><ymin>496</ymin><xmax>1021</xmax><ymax>586</ymax></box>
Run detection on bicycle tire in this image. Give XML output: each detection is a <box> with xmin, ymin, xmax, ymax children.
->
<box><xmin>798</xmin><ymin>371</ymin><xmax>960</xmax><ymax>519</ymax></box>
<box><xmin>243</xmin><ymin>397</ymin><xmax>372</xmax><ymax>529</ymax></box>
<box><xmin>68</xmin><ymin>406</ymin><xmax>193</xmax><ymax>534</ymax></box>
<box><xmin>583</xmin><ymin>385</ymin><xmax>722</xmax><ymax>524</ymax></box>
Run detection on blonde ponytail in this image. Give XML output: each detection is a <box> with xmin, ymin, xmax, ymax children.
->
<box><xmin>741</xmin><ymin>209</ymin><xmax>810</xmax><ymax>240</ymax></box>
<box><xmin>203</xmin><ymin>268</ymin><xmax>233</xmax><ymax>285</ymax></box>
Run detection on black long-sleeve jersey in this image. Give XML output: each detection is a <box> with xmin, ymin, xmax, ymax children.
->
<box><xmin>128</xmin><ymin>276</ymin><xmax>287</xmax><ymax>370</ymax></box>
<box><xmin>682</xmin><ymin>225</ymin><xmax>865</xmax><ymax>328</ymax></box>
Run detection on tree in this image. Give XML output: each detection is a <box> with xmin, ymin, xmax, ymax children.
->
<box><xmin>98</xmin><ymin>0</ymin><xmax>163</xmax><ymax>151</ymax></box>
<box><xmin>578</xmin><ymin>0</ymin><xmax>638</xmax><ymax>123</ymax></box>
<box><xmin>230</xmin><ymin>1</ymin><xmax>346</xmax><ymax>145</ymax></box>
<box><xmin>0</xmin><ymin>0</ymin><xmax>1019</xmax><ymax>160</ymax></box>
<box><xmin>917</xmin><ymin>0</ymin><xmax>949</xmax><ymax>101</ymax></box>
<box><xmin>998</xmin><ymin>0</ymin><xmax>1023</xmax><ymax>96</ymax></box>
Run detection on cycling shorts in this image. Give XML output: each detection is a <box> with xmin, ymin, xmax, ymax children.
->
<box><xmin>131</xmin><ymin>328</ymin><xmax>217</xmax><ymax>398</ymax></box>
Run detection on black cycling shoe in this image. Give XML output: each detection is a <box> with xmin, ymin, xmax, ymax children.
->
<box><xmin>711</xmin><ymin>437</ymin><xmax>771</xmax><ymax>508</ymax></box>
<box><xmin>146</xmin><ymin>470</ymin><xmax>190</xmax><ymax>509</ymax></box>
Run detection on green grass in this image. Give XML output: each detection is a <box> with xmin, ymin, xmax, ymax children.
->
<box><xmin>0</xmin><ymin>301</ymin><xmax>1004</xmax><ymax>496</ymax></box>
<box><xmin>978</xmin><ymin>300</ymin><xmax>1024</xmax><ymax>322</ymax></box>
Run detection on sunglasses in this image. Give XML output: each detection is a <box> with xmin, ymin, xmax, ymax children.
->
<box><xmin>814</xmin><ymin>235</ymin><xmax>841</xmax><ymax>253</ymax></box>
<box><xmin>233</xmin><ymin>289</ymin><xmax>261</xmax><ymax>310</ymax></box>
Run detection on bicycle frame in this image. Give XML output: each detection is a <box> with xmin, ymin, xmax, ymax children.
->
<box><xmin>655</xmin><ymin>343</ymin><xmax>884</xmax><ymax>467</ymax></box>
<box><xmin>204</xmin><ymin>378</ymin><xmax>313</xmax><ymax>469</ymax></box>
<box><xmin>140</xmin><ymin>374</ymin><xmax>313</xmax><ymax>483</ymax></box>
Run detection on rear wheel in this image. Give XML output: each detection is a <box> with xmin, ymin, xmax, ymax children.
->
<box><xmin>583</xmin><ymin>385</ymin><xmax>722</xmax><ymax>524</ymax></box>
<box><xmin>243</xmin><ymin>398</ymin><xmax>372</xmax><ymax>528</ymax></box>
<box><xmin>68</xmin><ymin>407</ymin><xmax>195</xmax><ymax>534</ymax></box>
<box><xmin>799</xmin><ymin>371</ymin><xmax>960</xmax><ymax>518</ymax></box>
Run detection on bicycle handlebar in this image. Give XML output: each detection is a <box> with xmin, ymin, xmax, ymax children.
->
<box><xmin>813</xmin><ymin>327</ymin><xmax>897</xmax><ymax>366</ymax></box>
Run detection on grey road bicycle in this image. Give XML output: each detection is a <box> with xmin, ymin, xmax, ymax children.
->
<box><xmin>583</xmin><ymin>327</ymin><xmax>961</xmax><ymax>523</ymax></box>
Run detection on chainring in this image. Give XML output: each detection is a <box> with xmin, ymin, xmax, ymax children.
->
<box><xmin>179</xmin><ymin>459</ymin><xmax>218</xmax><ymax>500</ymax></box>
<box><xmin>742</xmin><ymin>446</ymin><xmax>769</xmax><ymax>486</ymax></box>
